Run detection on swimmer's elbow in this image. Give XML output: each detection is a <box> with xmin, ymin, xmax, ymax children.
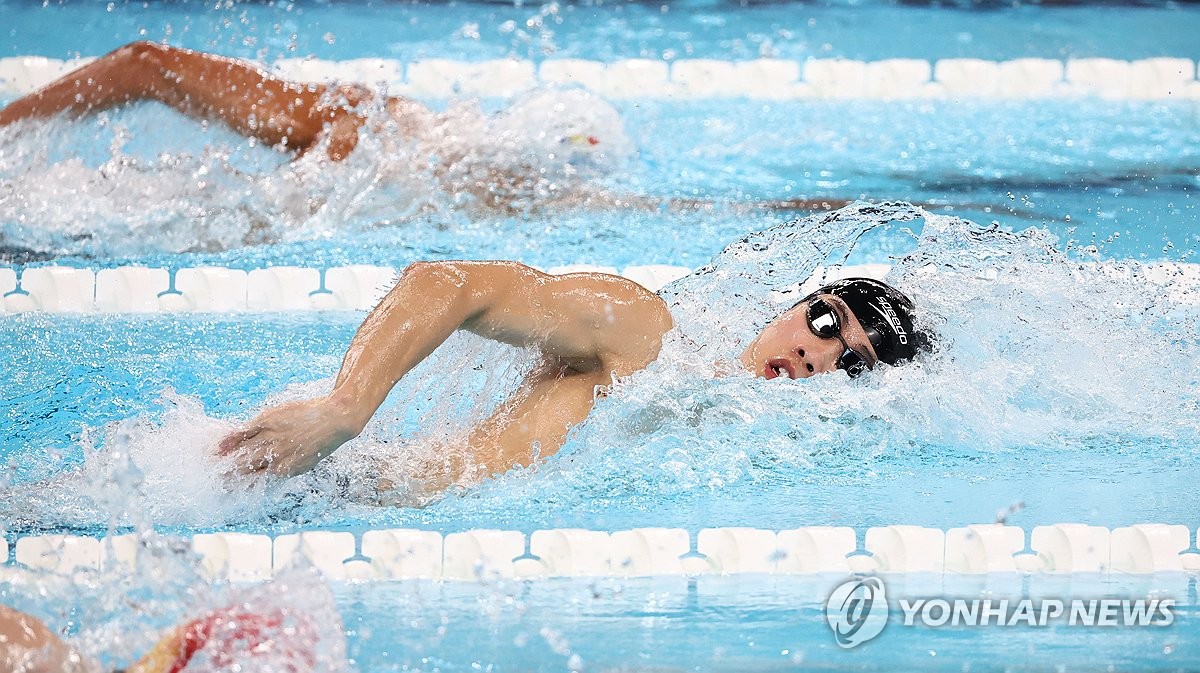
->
<box><xmin>388</xmin><ymin>261</ymin><xmax>477</xmax><ymax>312</ymax></box>
<box><xmin>620</xmin><ymin>297</ymin><xmax>673</xmax><ymax>375</ymax></box>
<box><xmin>400</xmin><ymin>260</ymin><xmax>473</xmax><ymax>289</ymax></box>
<box><xmin>402</xmin><ymin>260</ymin><xmax>533</xmax><ymax>314</ymax></box>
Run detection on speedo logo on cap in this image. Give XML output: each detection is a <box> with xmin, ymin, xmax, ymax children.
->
<box><xmin>873</xmin><ymin>299</ymin><xmax>908</xmax><ymax>345</ymax></box>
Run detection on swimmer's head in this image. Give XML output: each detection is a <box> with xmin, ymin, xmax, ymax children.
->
<box><xmin>490</xmin><ymin>88</ymin><xmax>633</xmax><ymax>173</ymax></box>
<box><xmin>130</xmin><ymin>605</ymin><xmax>318</xmax><ymax>672</ymax></box>
<box><xmin>739</xmin><ymin>277</ymin><xmax>928</xmax><ymax>380</ymax></box>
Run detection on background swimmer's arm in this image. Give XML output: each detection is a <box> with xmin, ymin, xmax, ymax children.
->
<box><xmin>0</xmin><ymin>41</ymin><xmax>371</xmax><ymax>162</ymax></box>
<box><xmin>218</xmin><ymin>260</ymin><xmax>672</xmax><ymax>477</ymax></box>
<box><xmin>0</xmin><ymin>605</ymin><xmax>99</xmax><ymax>673</ymax></box>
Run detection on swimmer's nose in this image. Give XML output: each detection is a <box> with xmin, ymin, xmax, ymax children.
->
<box><xmin>795</xmin><ymin>346</ymin><xmax>831</xmax><ymax>376</ymax></box>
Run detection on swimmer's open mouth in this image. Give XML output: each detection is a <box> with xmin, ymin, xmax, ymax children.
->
<box><xmin>765</xmin><ymin>358</ymin><xmax>796</xmax><ymax>380</ymax></box>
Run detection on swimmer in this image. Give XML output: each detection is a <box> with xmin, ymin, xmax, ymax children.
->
<box><xmin>0</xmin><ymin>601</ymin><xmax>321</xmax><ymax>673</ymax></box>
<box><xmin>0</xmin><ymin>41</ymin><xmax>870</xmax><ymax>215</ymax></box>
<box><xmin>0</xmin><ymin>42</ymin><xmax>1043</xmax><ymax>219</ymax></box>
<box><xmin>217</xmin><ymin>260</ymin><xmax>928</xmax><ymax>502</ymax></box>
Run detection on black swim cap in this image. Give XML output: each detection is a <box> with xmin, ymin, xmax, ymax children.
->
<box><xmin>805</xmin><ymin>277</ymin><xmax>927</xmax><ymax>366</ymax></box>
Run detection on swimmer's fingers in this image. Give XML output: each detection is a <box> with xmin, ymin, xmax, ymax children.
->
<box><xmin>232</xmin><ymin>440</ymin><xmax>282</xmax><ymax>476</ymax></box>
<box><xmin>216</xmin><ymin>426</ymin><xmax>263</xmax><ymax>456</ymax></box>
<box><xmin>214</xmin><ymin>427</ymin><xmax>283</xmax><ymax>479</ymax></box>
<box><xmin>238</xmin><ymin>448</ymin><xmax>274</xmax><ymax>475</ymax></box>
<box><xmin>216</xmin><ymin>449</ymin><xmax>272</xmax><ymax>484</ymax></box>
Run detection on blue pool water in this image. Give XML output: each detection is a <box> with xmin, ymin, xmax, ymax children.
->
<box><xmin>4</xmin><ymin>0</ymin><xmax>1200</xmax><ymax>63</ymax></box>
<box><xmin>2</xmin><ymin>0</ymin><xmax>1200</xmax><ymax>671</ymax></box>
<box><xmin>3</xmin><ymin>569</ymin><xmax>1199</xmax><ymax>671</ymax></box>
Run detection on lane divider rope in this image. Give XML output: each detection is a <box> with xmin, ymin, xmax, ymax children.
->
<box><xmin>1</xmin><ymin>56</ymin><xmax>1197</xmax><ymax>100</ymax></box>
<box><xmin>2</xmin><ymin>524</ymin><xmax>1198</xmax><ymax>581</ymax></box>
<box><xmin>4</xmin><ymin>262</ymin><xmax>1198</xmax><ymax>314</ymax></box>
<box><xmin>0</xmin><ymin>264</ymin><xmax>698</xmax><ymax>313</ymax></box>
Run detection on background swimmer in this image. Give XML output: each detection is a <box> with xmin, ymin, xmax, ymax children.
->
<box><xmin>0</xmin><ymin>41</ymin><xmax>919</xmax><ymax>218</ymax></box>
<box><xmin>0</xmin><ymin>41</ymin><xmax>1041</xmax><ymax>242</ymax></box>
<box><xmin>218</xmin><ymin>259</ymin><xmax>926</xmax><ymax>504</ymax></box>
<box><xmin>0</xmin><ymin>600</ymin><xmax>328</xmax><ymax>673</ymax></box>
<box><xmin>0</xmin><ymin>41</ymin><xmax>638</xmax><ymax>214</ymax></box>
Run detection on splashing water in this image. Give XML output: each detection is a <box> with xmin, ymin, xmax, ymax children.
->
<box><xmin>3</xmin><ymin>203</ymin><xmax>1198</xmax><ymax>530</ymax></box>
<box><xmin>0</xmin><ymin>332</ymin><xmax>537</xmax><ymax>529</ymax></box>
<box><xmin>2</xmin><ymin>564</ymin><xmax>348</xmax><ymax>672</ymax></box>
<box><xmin>460</xmin><ymin>202</ymin><xmax>1200</xmax><ymax>515</ymax></box>
<box><xmin>0</xmin><ymin>87</ymin><xmax>633</xmax><ymax>257</ymax></box>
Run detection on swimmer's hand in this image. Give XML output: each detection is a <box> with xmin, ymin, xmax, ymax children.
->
<box><xmin>216</xmin><ymin>396</ymin><xmax>361</xmax><ymax>477</ymax></box>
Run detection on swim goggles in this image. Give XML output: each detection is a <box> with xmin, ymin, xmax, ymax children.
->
<box><xmin>805</xmin><ymin>296</ymin><xmax>879</xmax><ymax>378</ymax></box>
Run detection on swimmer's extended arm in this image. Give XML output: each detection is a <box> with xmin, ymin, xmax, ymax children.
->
<box><xmin>0</xmin><ymin>41</ymin><xmax>391</xmax><ymax>162</ymax></box>
<box><xmin>218</xmin><ymin>260</ymin><xmax>672</xmax><ymax>477</ymax></box>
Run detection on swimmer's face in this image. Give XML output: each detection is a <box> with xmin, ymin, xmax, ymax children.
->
<box><xmin>739</xmin><ymin>294</ymin><xmax>879</xmax><ymax>380</ymax></box>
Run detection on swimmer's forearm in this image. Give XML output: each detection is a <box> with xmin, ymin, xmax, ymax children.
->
<box><xmin>327</xmin><ymin>261</ymin><xmax>481</xmax><ymax>432</ymax></box>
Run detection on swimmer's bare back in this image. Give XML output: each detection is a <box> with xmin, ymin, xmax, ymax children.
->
<box><xmin>216</xmin><ymin>261</ymin><xmax>674</xmax><ymax>498</ymax></box>
<box><xmin>0</xmin><ymin>40</ymin><xmax>428</xmax><ymax>162</ymax></box>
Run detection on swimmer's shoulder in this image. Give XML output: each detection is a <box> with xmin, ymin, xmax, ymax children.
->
<box><xmin>531</xmin><ymin>266</ymin><xmax>673</xmax><ymax>371</ymax></box>
<box><xmin>533</xmin><ymin>265</ymin><xmax>672</xmax><ymax>322</ymax></box>
<box><xmin>454</xmin><ymin>260</ymin><xmax>673</xmax><ymax>345</ymax></box>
